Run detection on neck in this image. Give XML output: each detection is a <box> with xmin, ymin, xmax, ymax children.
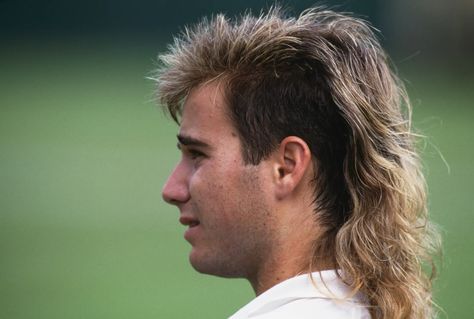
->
<box><xmin>247</xmin><ymin>205</ymin><xmax>329</xmax><ymax>295</ymax></box>
<box><xmin>249</xmin><ymin>251</ymin><xmax>308</xmax><ymax>295</ymax></box>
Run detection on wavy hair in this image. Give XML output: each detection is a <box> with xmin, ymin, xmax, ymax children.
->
<box><xmin>154</xmin><ymin>7</ymin><xmax>440</xmax><ymax>319</ymax></box>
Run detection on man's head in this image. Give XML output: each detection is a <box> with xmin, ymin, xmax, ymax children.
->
<box><xmin>161</xmin><ymin>81</ymin><xmax>317</xmax><ymax>283</ymax></box>
<box><xmin>156</xmin><ymin>7</ymin><xmax>439</xmax><ymax>318</ymax></box>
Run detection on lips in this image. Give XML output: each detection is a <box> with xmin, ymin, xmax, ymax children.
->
<box><xmin>179</xmin><ymin>215</ymin><xmax>200</xmax><ymax>227</ymax></box>
<box><xmin>180</xmin><ymin>215</ymin><xmax>201</xmax><ymax>242</ymax></box>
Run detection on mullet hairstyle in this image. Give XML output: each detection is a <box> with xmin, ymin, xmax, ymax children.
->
<box><xmin>154</xmin><ymin>7</ymin><xmax>440</xmax><ymax>319</ymax></box>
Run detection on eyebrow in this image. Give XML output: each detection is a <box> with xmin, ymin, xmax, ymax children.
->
<box><xmin>177</xmin><ymin>134</ymin><xmax>211</xmax><ymax>149</ymax></box>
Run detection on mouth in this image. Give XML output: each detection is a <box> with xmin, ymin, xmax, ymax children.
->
<box><xmin>180</xmin><ymin>215</ymin><xmax>201</xmax><ymax>242</ymax></box>
<box><xmin>179</xmin><ymin>216</ymin><xmax>200</xmax><ymax>228</ymax></box>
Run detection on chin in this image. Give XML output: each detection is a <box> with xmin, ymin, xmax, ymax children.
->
<box><xmin>188</xmin><ymin>251</ymin><xmax>244</xmax><ymax>278</ymax></box>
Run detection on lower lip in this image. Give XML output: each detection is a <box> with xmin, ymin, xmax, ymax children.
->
<box><xmin>184</xmin><ymin>224</ymin><xmax>200</xmax><ymax>241</ymax></box>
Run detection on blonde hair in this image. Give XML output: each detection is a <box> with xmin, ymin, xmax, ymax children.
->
<box><xmin>154</xmin><ymin>7</ymin><xmax>441</xmax><ymax>319</ymax></box>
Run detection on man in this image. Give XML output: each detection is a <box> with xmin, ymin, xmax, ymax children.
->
<box><xmin>156</xmin><ymin>7</ymin><xmax>439</xmax><ymax>319</ymax></box>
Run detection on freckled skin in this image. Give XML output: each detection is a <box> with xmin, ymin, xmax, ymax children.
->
<box><xmin>162</xmin><ymin>82</ymin><xmax>279</xmax><ymax>279</ymax></box>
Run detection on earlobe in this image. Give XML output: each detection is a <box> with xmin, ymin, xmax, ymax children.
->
<box><xmin>273</xmin><ymin>136</ymin><xmax>312</xmax><ymax>200</ymax></box>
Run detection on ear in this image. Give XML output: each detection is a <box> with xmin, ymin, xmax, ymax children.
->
<box><xmin>272</xmin><ymin>136</ymin><xmax>312</xmax><ymax>200</ymax></box>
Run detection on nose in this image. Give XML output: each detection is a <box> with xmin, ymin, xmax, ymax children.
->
<box><xmin>162</xmin><ymin>161</ymin><xmax>191</xmax><ymax>205</ymax></box>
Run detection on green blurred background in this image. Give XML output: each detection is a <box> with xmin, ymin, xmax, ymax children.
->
<box><xmin>1</xmin><ymin>1</ymin><xmax>472</xmax><ymax>318</ymax></box>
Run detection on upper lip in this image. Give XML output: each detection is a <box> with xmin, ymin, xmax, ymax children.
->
<box><xmin>179</xmin><ymin>215</ymin><xmax>200</xmax><ymax>227</ymax></box>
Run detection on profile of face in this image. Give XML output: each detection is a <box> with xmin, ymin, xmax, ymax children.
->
<box><xmin>162</xmin><ymin>82</ymin><xmax>278</xmax><ymax>279</ymax></box>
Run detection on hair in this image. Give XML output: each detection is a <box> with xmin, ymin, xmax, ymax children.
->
<box><xmin>154</xmin><ymin>7</ymin><xmax>441</xmax><ymax>319</ymax></box>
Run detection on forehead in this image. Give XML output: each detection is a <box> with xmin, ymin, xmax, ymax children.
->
<box><xmin>179</xmin><ymin>82</ymin><xmax>236</xmax><ymax>139</ymax></box>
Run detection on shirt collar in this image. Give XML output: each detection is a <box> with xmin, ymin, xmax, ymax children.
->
<box><xmin>229</xmin><ymin>270</ymin><xmax>365</xmax><ymax>318</ymax></box>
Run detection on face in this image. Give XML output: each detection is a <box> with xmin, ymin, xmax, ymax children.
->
<box><xmin>162</xmin><ymin>82</ymin><xmax>277</xmax><ymax>279</ymax></box>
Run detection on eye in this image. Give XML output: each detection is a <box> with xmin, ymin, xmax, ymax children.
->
<box><xmin>188</xmin><ymin>149</ymin><xmax>205</xmax><ymax>160</ymax></box>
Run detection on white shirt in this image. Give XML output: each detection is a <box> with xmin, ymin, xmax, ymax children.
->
<box><xmin>229</xmin><ymin>270</ymin><xmax>371</xmax><ymax>319</ymax></box>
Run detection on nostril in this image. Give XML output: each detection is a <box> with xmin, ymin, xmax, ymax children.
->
<box><xmin>163</xmin><ymin>195</ymin><xmax>179</xmax><ymax>205</ymax></box>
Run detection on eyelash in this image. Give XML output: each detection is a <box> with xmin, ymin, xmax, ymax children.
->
<box><xmin>188</xmin><ymin>149</ymin><xmax>205</xmax><ymax>160</ymax></box>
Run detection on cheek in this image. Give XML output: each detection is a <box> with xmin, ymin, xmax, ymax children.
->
<box><xmin>189</xmin><ymin>168</ymin><xmax>244</xmax><ymax>218</ymax></box>
<box><xmin>189</xmin><ymin>161</ymin><xmax>239</xmax><ymax>197</ymax></box>
<box><xmin>188</xmin><ymin>166</ymin><xmax>220</xmax><ymax>200</ymax></box>
<box><xmin>188</xmin><ymin>162</ymin><xmax>273</xmax><ymax>227</ymax></box>
<box><xmin>188</xmin><ymin>168</ymin><xmax>228</xmax><ymax>217</ymax></box>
